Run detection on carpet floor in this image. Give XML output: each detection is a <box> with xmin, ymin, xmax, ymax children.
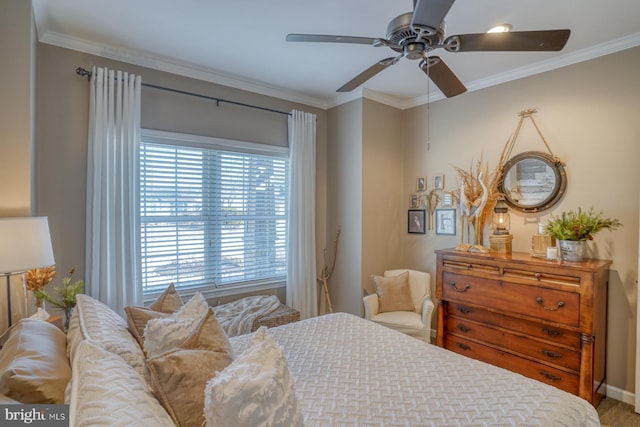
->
<box><xmin>598</xmin><ymin>397</ymin><xmax>640</xmax><ymax>427</ymax></box>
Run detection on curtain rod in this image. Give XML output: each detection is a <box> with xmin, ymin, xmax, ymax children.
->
<box><xmin>75</xmin><ymin>67</ymin><xmax>292</xmax><ymax>117</ymax></box>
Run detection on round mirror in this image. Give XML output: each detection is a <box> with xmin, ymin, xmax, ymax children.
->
<box><xmin>499</xmin><ymin>151</ymin><xmax>567</xmax><ymax>213</ymax></box>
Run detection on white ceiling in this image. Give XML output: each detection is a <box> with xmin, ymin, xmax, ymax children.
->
<box><xmin>33</xmin><ymin>0</ymin><xmax>640</xmax><ymax>109</ymax></box>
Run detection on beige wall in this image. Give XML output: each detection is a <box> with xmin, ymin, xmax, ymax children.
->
<box><xmin>402</xmin><ymin>46</ymin><xmax>640</xmax><ymax>397</ymax></box>
<box><xmin>0</xmin><ymin>0</ymin><xmax>36</xmax><ymax>331</ymax></box>
<box><xmin>0</xmin><ymin>0</ymin><xmax>34</xmax><ymax>216</ymax></box>
<box><xmin>34</xmin><ymin>42</ymin><xmax>327</xmax><ymax>311</ymax></box>
<box><xmin>326</xmin><ymin>100</ymin><xmax>363</xmax><ymax>314</ymax></box>
<box><xmin>361</xmin><ymin>99</ymin><xmax>404</xmax><ymax>294</ymax></box>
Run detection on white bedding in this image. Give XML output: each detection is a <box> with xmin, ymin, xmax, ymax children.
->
<box><xmin>230</xmin><ymin>313</ymin><xmax>600</xmax><ymax>427</ymax></box>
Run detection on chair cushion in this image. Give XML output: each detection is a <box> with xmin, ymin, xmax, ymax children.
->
<box><xmin>371</xmin><ymin>271</ymin><xmax>415</xmax><ymax>313</ymax></box>
<box><xmin>371</xmin><ymin>311</ymin><xmax>424</xmax><ymax>329</ymax></box>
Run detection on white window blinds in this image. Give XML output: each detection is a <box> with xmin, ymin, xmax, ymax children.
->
<box><xmin>139</xmin><ymin>130</ymin><xmax>288</xmax><ymax>295</ymax></box>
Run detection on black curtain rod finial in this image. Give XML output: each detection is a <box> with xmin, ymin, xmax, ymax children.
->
<box><xmin>76</xmin><ymin>67</ymin><xmax>92</xmax><ymax>81</ymax></box>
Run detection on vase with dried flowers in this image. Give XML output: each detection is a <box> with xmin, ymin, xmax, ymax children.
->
<box><xmin>25</xmin><ymin>266</ymin><xmax>57</xmax><ymax>312</ymax></box>
<box><xmin>34</xmin><ymin>268</ymin><xmax>84</xmax><ymax>331</ymax></box>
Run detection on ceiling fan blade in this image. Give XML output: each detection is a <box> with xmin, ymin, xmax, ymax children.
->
<box><xmin>337</xmin><ymin>57</ymin><xmax>400</xmax><ymax>92</ymax></box>
<box><xmin>411</xmin><ymin>0</ymin><xmax>455</xmax><ymax>29</ymax></box>
<box><xmin>286</xmin><ymin>34</ymin><xmax>379</xmax><ymax>45</ymax></box>
<box><xmin>446</xmin><ymin>30</ymin><xmax>571</xmax><ymax>52</ymax></box>
<box><xmin>420</xmin><ymin>56</ymin><xmax>467</xmax><ymax>98</ymax></box>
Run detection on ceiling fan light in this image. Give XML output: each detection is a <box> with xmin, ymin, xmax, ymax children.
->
<box><xmin>488</xmin><ymin>24</ymin><xmax>512</xmax><ymax>33</ymax></box>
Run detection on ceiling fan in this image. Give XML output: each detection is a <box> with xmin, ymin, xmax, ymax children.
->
<box><xmin>286</xmin><ymin>0</ymin><xmax>570</xmax><ymax>97</ymax></box>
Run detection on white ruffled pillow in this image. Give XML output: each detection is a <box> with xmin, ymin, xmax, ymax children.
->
<box><xmin>143</xmin><ymin>292</ymin><xmax>209</xmax><ymax>358</ymax></box>
<box><xmin>203</xmin><ymin>327</ymin><xmax>304</xmax><ymax>427</ymax></box>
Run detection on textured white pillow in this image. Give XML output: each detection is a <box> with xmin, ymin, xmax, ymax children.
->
<box><xmin>68</xmin><ymin>294</ymin><xmax>148</xmax><ymax>380</ymax></box>
<box><xmin>203</xmin><ymin>327</ymin><xmax>304</xmax><ymax>427</ymax></box>
<box><xmin>69</xmin><ymin>340</ymin><xmax>174</xmax><ymax>427</ymax></box>
<box><xmin>143</xmin><ymin>292</ymin><xmax>209</xmax><ymax>357</ymax></box>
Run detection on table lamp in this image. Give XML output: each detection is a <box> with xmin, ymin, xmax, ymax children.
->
<box><xmin>0</xmin><ymin>217</ymin><xmax>55</xmax><ymax>328</ymax></box>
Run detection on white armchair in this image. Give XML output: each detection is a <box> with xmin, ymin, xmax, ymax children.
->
<box><xmin>363</xmin><ymin>269</ymin><xmax>434</xmax><ymax>342</ymax></box>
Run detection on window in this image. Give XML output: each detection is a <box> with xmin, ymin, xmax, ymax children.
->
<box><xmin>139</xmin><ymin>130</ymin><xmax>288</xmax><ymax>298</ymax></box>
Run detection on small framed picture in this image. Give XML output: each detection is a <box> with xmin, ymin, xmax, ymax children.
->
<box><xmin>433</xmin><ymin>174</ymin><xmax>445</xmax><ymax>189</ymax></box>
<box><xmin>410</xmin><ymin>194</ymin><xmax>419</xmax><ymax>208</ymax></box>
<box><xmin>441</xmin><ymin>192</ymin><xmax>453</xmax><ymax>207</ymax></box>
<box><xmin>408</xmin><ymin>209</ymin><xmax>426</xmax><ymax>234</ymax></box>
<box><xmin>435</xmin><ymin>208</ymin><xmax>456</xmax><ymax>235</ymax></box>
<box><xmin>416</xmin><ymin>177</ymin><xmax>426</xmax><ymax>192</ymax></box>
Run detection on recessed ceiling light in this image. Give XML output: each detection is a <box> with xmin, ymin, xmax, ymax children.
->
<box><xmin>488</xmin><ymin>24</ymin><xmax>512</xmax><ymax>33</ymax></box>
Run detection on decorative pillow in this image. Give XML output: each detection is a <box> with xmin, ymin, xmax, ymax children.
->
<box><xmin>0</xmin><ymin>319</ymin><xmax>71</xmax><ymax>404</ymax></box>
<box><xmin>125</xmin><ymin>283</ymin><xmax>184</xmax><ymax>347</ymax></box>
<box><xmin>147</xmin><ymin>308</ymin><xmax>233</xmax><ymax>427</ymax></box>
<box><xmin>68</xmin><ymin>294</ymin><xmax>148</xmax><ymax>380</ymax></box>
<box><xmin>69</xmin><ymin>340</ymin><xmax>174</xmax><ymax>427</ymax></box>
<box><xmin>124</xmin><ymin>306</ymin><xmax>170</xmax><ymax>347</ymax></box>
<box><xmin>372</xmin><ymin>271</ymin><xmax>415</xmax><ymax>313</ymax></box>
<box><xmin>203</xmin><ymin>327</ymin><xmax>304</xmax><ymax>427</ymax></box>
<box><xmin>148</xmin><ymin>283</ymin><xmax>183</xmax><ymax>313</ymax></box>
<box><xmin>143</xmin><ymin>292</ymin><xmax>209</xmax><ymax>358</ymax></box>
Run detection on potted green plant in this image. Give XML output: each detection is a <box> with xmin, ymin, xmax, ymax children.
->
<box><xmin>34</xmin><ymin>268</ymin><xmax>84</xmax><ymax>331</ymax></box>
<box><xmin>546</xmin><ymin>207</ymin><xmax>622</xmax><ymax>261</ymax></box>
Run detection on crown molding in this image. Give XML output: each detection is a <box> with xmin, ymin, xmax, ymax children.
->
<box><xmin>403</xmin><ymin>32</ymin><xmax>640</xmax><ymax>110</ymax></box>
<box><xmin>38</xmin><ymin>30</ymin><xmax>331</xmax><ymax>110</ymax></box>
<box><xmin>39</xmin><ymin>27</ymin><xmax>640</xmax><ymax>112</ymax></box>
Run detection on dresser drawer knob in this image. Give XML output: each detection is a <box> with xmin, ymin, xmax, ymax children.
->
<box><xmin>540</xmin><ymin>371</ymin><xmax>562</xmax><ymax>382</ymax></box>
<box><xmin>456</xmin><ymin>324</ymin><xmax>471</xmax><ymax>333</ymax></box>
<box><xmin>541</xmin><ymin>350</ymin><xmax>563</xmax><ymax>359</ymax></box>
<box><xmin>450</xmin><ymin>282</ymin><xmax>471</xmax><ymax>292</ymax></box>
<box><xmin>536</xmin><ymin>297</ymin><xmax>565</xmax><ymax>311</ymax></box>
<box><xmin>457</xmin><ymin>306</ymin><xmax>472</xmax><ymax>315</ymax></box>
<box><xmin>534</xmin><ymin>272</ymin><xmax>541</xmax><ymax>280</ymax></box>
<box><xmin>456</xmin><ymin>342</ymin><xmax>470</xmax><ymax>351</ymax></box>
<box><xmin>542</xmin><ymin>327</ymin><xmax>563</xmax><ymax>338</ymax></box>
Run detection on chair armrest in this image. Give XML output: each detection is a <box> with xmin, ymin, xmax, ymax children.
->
<box><xmin>363</xmin><ymin>294</ymin><xmax>380</xmax><ymax>319</ymax></box>
<box><xmin>420</xmin><ymin>296</ymin><xmax>435</xmax><ymax>333</ymax></box>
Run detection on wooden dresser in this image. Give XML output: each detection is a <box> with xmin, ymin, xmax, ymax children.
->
<box><xmin>435</xmin><ymin>248</ymin><xmax>610</xmax><ymax>406</ymax></box>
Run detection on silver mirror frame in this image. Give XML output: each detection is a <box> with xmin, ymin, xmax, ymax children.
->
<box><xmin>499</xmin><ymin>151</ymin><xmax>567</xmax><ymax>213</ymax></box>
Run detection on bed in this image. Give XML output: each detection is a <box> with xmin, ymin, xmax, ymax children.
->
<box><xmin>0</xmin><ymin>293</ymin><xmax>600</xmax><ymax>426</ymax></box>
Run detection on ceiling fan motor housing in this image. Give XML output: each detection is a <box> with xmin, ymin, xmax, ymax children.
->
<box><xmin>387</xmin><ymin>12</ymin><xmax>444</xmax><ymax>56</ymax></box>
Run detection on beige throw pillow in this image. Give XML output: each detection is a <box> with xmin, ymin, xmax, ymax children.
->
<box><xmin>148</xmin><ymin>283</ymin><xmax>184</xmax><ymax>313</ymax></box>
<box><xmin>124</xmin><ymin>306</ymin><xmax>170</xmax><ymax>347</ymax></box>
<box><xmin>147</xmin><ymin>308</ymin><xmax>233</xmax><ymax>427</ymax></box>
<box><xmin>0</xmin><ymin>319</ymin><xmax>71</xmax><ymax>404</ymax></box>
<box><xmin>372</xmin><ymin>271</ymin><xmax>415</xmax><ymax>313</ymax></box>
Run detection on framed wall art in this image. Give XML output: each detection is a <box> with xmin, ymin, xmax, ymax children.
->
<box><xmin>410</xmin><ymin>194</ymin><xmax>420</xmax><ymax>208</ymax></box>
<box><xmin>435</xmin><ymin>208</ymin><xmax>456</xmax><ymax>235</ymax></box>
<box><xmin>416</xmin><ymin>176</ymin><xmax>426</xmax><ymax>192</ymax></box>
<box><xmin>408</xmin><ymin>209</ymin><xmax>426</xmax><ymax>234</ymax></box>
<box><xmin>433</xmin><ymin>174</ymin><xmax>445</xmax><ymax>189</ymax></box>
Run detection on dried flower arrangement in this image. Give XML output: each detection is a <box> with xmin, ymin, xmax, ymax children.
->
<box><xmin>25</xmin><ymin>266</ymin><xmax>57</xmax><ymax>308</ymax></box>
<box><xmin>452</xmin><ymin>158</ymin><xmax>501</xmax><ymax>251</ymax></box>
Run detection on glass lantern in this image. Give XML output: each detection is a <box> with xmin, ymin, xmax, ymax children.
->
<box><xmin>492</xmin><ymin>198</ymin><xmax>510</xmax><ymax>235</ymax></box>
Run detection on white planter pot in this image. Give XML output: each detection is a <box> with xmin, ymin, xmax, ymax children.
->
<box><xmin>558</xmin><ymin>240</ymin><xmax>587</xmax><ymax>262</ymax></box>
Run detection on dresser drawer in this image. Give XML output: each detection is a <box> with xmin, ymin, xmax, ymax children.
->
<box><xmin>446</xmin><ymin>316</ymin><xmax>581</xmax><ymax>371</ymax></box>
<box><xmin>445</xmin><ymin>335</ymin><xmax>580</xmax><ymax>395</ymax></box>
<box><xmin>447</xmin><ymin>303</ymin><xmax>581</xmax><ymax>348</ymax></box>
<box><xmin>442</xmin><ymin>272</ymin><xmax>580</xmax><ymax>327</ymax></box>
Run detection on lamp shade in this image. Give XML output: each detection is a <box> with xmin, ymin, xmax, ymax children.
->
<box><xmin>0</xmin><ymin>217</ymin><xmax>55</xmax><ymax>274</ymax></box>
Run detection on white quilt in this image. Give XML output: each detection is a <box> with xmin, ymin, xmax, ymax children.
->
<box><xmin>230</xmin><ymin>313</ymin><xmax>600</xmax><ymax>427</ymax></box>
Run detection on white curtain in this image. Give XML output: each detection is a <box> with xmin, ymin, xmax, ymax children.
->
<box><xmin>86</xmin><ymin>67</ymin><xmax>142</xmax><ymax>316</ymax></box>
<box><xmin>286</xmin><ymin>110</ymin><xmax>317</xmax><ymax>319</ymax></box>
